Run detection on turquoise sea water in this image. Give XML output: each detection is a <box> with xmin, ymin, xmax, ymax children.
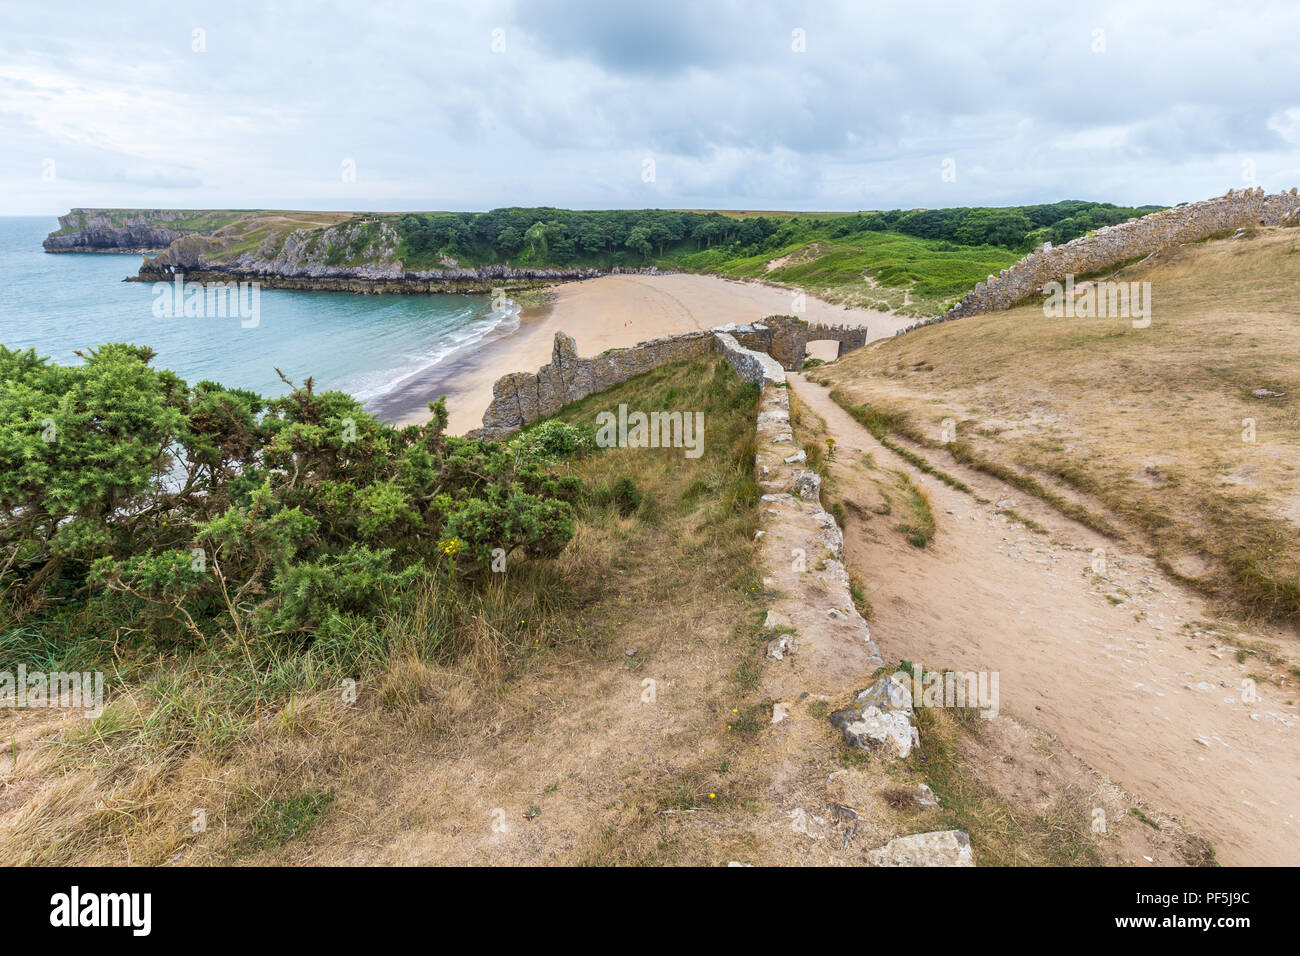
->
<box><xmin>0</xmin><ymin>217</ymin><xmax>506</xmax><ymax>408</ymax></box>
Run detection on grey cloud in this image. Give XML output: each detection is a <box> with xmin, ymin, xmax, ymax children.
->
<box><xmin>1</xmin><ymin>0</ymin><xmax>1299</xmax><ymax>215</ymax></box>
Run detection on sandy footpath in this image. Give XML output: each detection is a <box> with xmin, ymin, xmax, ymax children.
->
<box><xmin>367</xmin><ymin>273</ymin><xmax>907</xmax><ymax>435</ymax></box>
<box><xmin>790</xmin><ymin>373</ymin><xmax>1300</xmax><ymax>866</ymax></box>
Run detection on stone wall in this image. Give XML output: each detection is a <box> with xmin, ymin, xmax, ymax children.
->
<box><xmin>472</xmin><ymin>316</ymin><xmax>869</xmax><ymax>439</ymax></box>
<box><xmin>751</xmin><ymin>381</ymin><xmax>883</xmax><ymax>682</ymax></box>
<box><xmin>722</xmin><ymin>316</ymin><xmax>869</xmax><ymax>370</ymax></box>
<box><xmin>472</xmin><ymin>329</ymin><xmax>715</xmax><ymax>439</ymax></box>
<box><xmin>898</xmin><ymin>187</ymin><xmax>1300</xmax><ymax>333</ymax></box>
<box><xmin>714</xmin><ymin>332</ymin><xmax>787</xmax><ymax>386</ymax></box>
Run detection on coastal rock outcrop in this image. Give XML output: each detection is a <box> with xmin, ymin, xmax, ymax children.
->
<box><xmin>42</xmin><ymin>209</ymin><xmax>204</xmax><ymax>253</ymax></box>
<box><xmin>133</xmin><ymin>217</ymin><xmax>607</xmax><ymax>289</ymax></box>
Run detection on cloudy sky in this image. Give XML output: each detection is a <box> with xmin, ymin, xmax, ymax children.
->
<box><xmin>2</xmin><ymin>0</ymin><xmax>1298</xmax><ymax>215</ymax></box>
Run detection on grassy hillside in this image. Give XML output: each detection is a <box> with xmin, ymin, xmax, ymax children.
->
<box><xmin>388</xmin><ymin>202</ymin><xmax>1155</xmax><ymax>314</ymax></box>
<box><xmin>810</xmin><ymin>226</ymin><xmax>1300</xmax><ymax>624</ymax></box>
<box><xmin>0</xmin><ymin>355</ymin><xmax>765</xmax><ymax>863</ymax></box>
<box><xmin>681</xmin><ymin>231</ymin><xmax>1020</xmax><ymax>316</ymax></box>
<box><xmin>0</xmin><ymin>352</ymin><xmax>1213</xmax><ymax>865</ymax></box>
<box><xmin>199</xmin><ymin>210</ymin><xmax>356</xmax><ymax>259</ymax></box>
<box><xmin>50</xmin><ymin>208</ymin><xmax>349</xmax><ymax>238</ymax></box>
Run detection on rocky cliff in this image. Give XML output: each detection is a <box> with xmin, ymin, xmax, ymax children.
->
<box><xmin>134</xmin><ymin>220</ymin><xmax>604</xmax><ymax>290</ymax></box>
<box><xmin>42</xmin><ymin>209</ymin><xmax>208</xmax><ymax>253</ymax></box>
<box><xmin>46</xmin><ymin>208</ymin><xmax>683</xmax><ymax>291</ymax></box>
<box><xmin>130</xmin><ymin>215</ymin><xmax>604</xmax><ymax>291</ymax></box>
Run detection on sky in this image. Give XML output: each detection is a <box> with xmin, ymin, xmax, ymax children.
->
<box><xmin>2</xmin><ymin>0</ymin><xmax>1298</xmax><ymax>215</ymax></box>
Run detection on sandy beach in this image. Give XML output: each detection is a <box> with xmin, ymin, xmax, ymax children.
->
<box><xmin>367</xmin><ymin>273</ymin><xmax>911</xmax><ymax>435</ymax></box>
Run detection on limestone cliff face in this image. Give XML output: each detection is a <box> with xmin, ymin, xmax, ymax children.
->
<box><xmin>140</xmin><ymin>220</ymin><xmax>407</xmax><ymax>280</ymax></box>
<box><xmin>46</xmin><ymin>208</ymin><xmax>657</xmax><ymax>289</ymax></box>
<box><xmin>42</xmin><ymin>209</ymin><xmax>198</xmax><ymax>253</ymax></box>
<box><xmin>134</xmin><ymin>218</ymin><xmax>604</xmax><ymax>287</ymax></box>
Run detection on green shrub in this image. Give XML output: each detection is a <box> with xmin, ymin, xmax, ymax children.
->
<box><xmin>509</xmin><ymin>418</ymin><xmax>596</xmax><ymax>463</ymax></box>
<box><xmin>611</xmin><ymin>476</ymin><xmax>643</xmax><ymax>516</ymax></box>
<box><xmin>0</xmin><ymin>343</ymin><xmax>577</xmax><ymax>645</ymax></box>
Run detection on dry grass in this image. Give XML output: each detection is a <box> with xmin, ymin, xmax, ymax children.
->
<box><xmin>0</xmin><ymin>358</ymin><xmax>774</xmax><ymax>865</ymax></box>
<box><xmin>1</xmin><ymin>355</ymin><xmax>1225</xmax><ymax>867</ymax></box>
<box><xmin>818</xmin><ymin>227</ymin><xmax>1300</xmax><ymax>625</ymax></box>
<box><xmin>908</xmin><ymin>703</ymin><xmax>1214</xmax><ymax>866</ymax></box>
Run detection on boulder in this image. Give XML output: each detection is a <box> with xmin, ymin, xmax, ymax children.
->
<box><xmin>765</xmin><ymin>633</ymin><xmax>799</xmax><ymax>660</ymax></box>
<box><xmin>866</xmin><ymin>830</ymin><xmax>974</xmax><ymax>867</ymax></box>
<box><xmin>790</xmin><ymin>470</ymin><xmax>821</xmax><ymax>500</ymax></box>
<box><xmin>830</xmin><ymin>673</ymin><xmax>920</xmax><ymax>758</ymax></box>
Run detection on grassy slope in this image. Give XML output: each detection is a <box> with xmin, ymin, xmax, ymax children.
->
<box><xmin>681</xmin><ymin>232</ymin><xmax>1020</xmax><ymax>316</ymax></box>
<box><xmin>0</xmin><ymin>357</ymin><xmax>1214</xmax><ymax>865</ymax></box>
<box><xmin>50</xmin><ymin>209</ymin><xmax>313</xmax><ymax>236</ymax></box>
<box><xmin>813</xmin><ymin>226</ymin><xmax>1300</xmax><ymax>624</ymax></box>
<box><xmin>0</xmin><ymin>358</ymin><xmax>766</xmax><ymax>863</ymax></box>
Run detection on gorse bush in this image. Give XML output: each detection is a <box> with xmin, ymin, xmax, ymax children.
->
<box><xmin>610</xmin><ymin>476</ymin><xmax>643</xmax><ymax>516</ymax></box>
<box><xmin>508</xmin><ymin>418</ymin><xmax>596</xmax><ymax>464</ymax></box>
<box><xmin>0</xmin><ymin>343</ymin><xmax>578</xmax><ymax>645</ymax></box>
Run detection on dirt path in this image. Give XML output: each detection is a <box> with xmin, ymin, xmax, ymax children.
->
<box><xmin>789</xmin><ymin>373</ymin><xmax>1300</xmax><ymax>866</ymax></box>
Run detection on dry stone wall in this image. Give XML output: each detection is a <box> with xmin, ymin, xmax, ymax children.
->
<box><xmin>715</xmin><ymin>332</ymin><xmax>787</xmax><ymax>386</ymax></box>
<box><xmin>751</xmin><ymin>381</ymin><xmax>883</xmax><ymax>685</ymax></box>
<box><xmin>899</xmin><ymin>187</ymin><xmax>1300</xmax><ymax>333</ymax></box>
<box><xmin>472</xmin><ymin>316</ymin><xmax>869</xmax><ymax>439</ymax></box>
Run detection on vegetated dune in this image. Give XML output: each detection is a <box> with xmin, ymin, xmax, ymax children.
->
<box><xmin>816</xmin><ymin>226</ymin><xmax>1300</xmax><ymax>627</ymax></box>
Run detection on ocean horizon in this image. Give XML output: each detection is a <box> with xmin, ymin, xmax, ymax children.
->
<box><xmin>0</xmin><ymin>216</ymin><xmax>506</xmax><ymax>412</ymax></box>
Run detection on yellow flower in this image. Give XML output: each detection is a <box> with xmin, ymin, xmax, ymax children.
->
<box><xmin>439</xmin><ymin>537</ymin><xmax>462</xmax><ymax>556</ymax></box>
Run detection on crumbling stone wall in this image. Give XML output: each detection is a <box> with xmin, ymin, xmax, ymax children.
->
<box><xmin>726</xmin><ymin>316</ymin><xmax>869</xmax><ymax>369</ymax></box>
<box><xmin>715</xmin><ymin>332</ymin><xmax>787</xmax><ymax>386</ymax></box>
<box><xmin>471</xmin><ymin>316</ymin><xmax>868</xmax><ymax>439</ymax></box>
<box><xmin>898</xmin><ymin>187</ymin><xmax>1300</xmax><ymax>334</ymax></box>
<box><xmin>472</xmin><ymin>329</ymin><xmax>715</xmax><ymax>439</ymax></box>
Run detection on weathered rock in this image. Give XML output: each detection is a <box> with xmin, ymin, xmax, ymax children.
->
<box><xmin>765</xmin><ymin>633</ymin><xmax>799</xmax><ymax>660</ymax></box>
<box><xmin>790</xmin><ymin>470</ymin><xmax>821</xmax><ymax>500</ymax></box>
<box><xmin>763</xmin><ymin>610</ymin><xmax>794</xmax><ymax>631</ymax></box>
<box><xmin>866</xmin><ymin>830</ymin><xmax>974</xmax><ymax>867</ymax></box>
<box><xmin>42</xmin><ymin>209</ymin><xmax>200</xmax><ymax>253</ymax></box>
<box><xmin>830</xmin><ymin>673</ymin><xmax>920</xmax><ymax>758</ymax></box>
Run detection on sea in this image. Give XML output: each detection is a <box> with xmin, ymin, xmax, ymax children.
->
<box><xmin>0</xmin><ymin>216</ymin><xmax>510</xmax><ymax>410</ymax></box>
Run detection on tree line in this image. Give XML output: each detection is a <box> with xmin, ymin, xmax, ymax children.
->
<box><xmin>394</xmin><ymin>200</ymin><xmax>1163</xmax><ymax>267</ymax></box>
